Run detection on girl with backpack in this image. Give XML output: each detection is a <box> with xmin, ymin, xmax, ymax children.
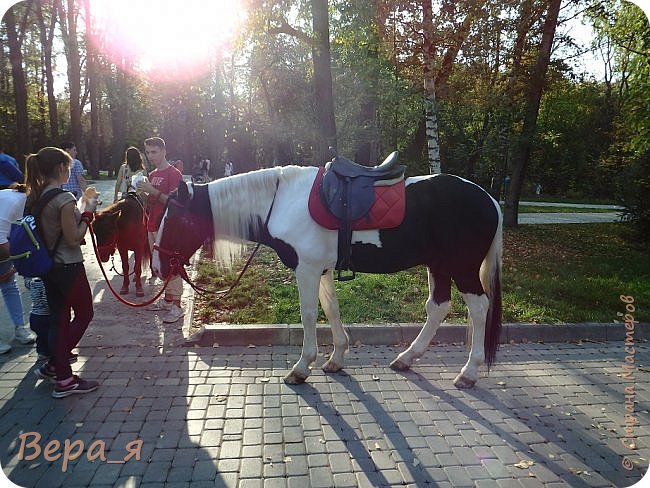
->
<box><xmin>25</xmin><ymin>147</ymin><xmax>99</xmax><ymax>398</ymax></box>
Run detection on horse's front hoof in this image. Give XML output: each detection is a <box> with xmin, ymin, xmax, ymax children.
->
<box><xmin>135</xmin><ymin>289</ymin><xmax>144</xmax><ymax>297</ymax></box>
<box><xmin>283</xmin><ymin>371</ymin><xmax>308</xmax><ymax>385</ymax></box>
<box><xmin>453</xmin><ymin>374</ymin><xmax>476</xmax><ymax>389</ymax></box>
<box><xmin>119</xmin><ymin>287</ymin><xmax>129</xmax><ymax>295</ymax></box>
<box><xmin>389</xmin><ymin>358</ymin><xmax>411</xmax><ymax>371</ymax></box>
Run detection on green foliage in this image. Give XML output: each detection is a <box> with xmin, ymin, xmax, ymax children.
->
<box><xmin>619</xmin><ymin>150</ymin><xmax>650</xmax><ymax>245</ymax></box>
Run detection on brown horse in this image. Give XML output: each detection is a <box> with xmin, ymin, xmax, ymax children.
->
<box><xmin>93</xmin><ymin>193</ymin><xmax>150</xmax><ymax>296</ymax></box>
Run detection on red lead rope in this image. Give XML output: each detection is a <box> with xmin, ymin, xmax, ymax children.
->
<box><xmin>88</xmin><ymin>222</ymin><xmax>172</xmax><ymax>307</ymax></box>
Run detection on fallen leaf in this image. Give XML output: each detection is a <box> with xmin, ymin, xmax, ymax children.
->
<box><xmin>259</xmin><ymin>377</ymin><xmax>270</xmax><ymax>383</ymax></box>
<box><xmin>514</xmin><ymin>460</ymin><xmax>534</xmax><ymax>469</ymax></box>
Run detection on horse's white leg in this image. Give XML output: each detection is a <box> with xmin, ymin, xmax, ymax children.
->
<box><xmin>453</xmin><ymin>292</ymin><xmax>489</xmax><ymax>389</ymax></box>
<box><xmin>284</xmin><ymin>265</ymin><xmax>321</xmax><ymax>385</ymax></box>
<box><xmin>319</xmin><ymin>271</ymin><xmax>349</xmax><ymax>373</ymax></box>
<box><xmin>390</xmin><ymin>270</ymin><xmax>450</xmax><ymax>371</ymax></box>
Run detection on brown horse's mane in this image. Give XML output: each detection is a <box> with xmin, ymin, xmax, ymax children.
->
<box><xmin>100</xmin><ymin>199</ymin><xmax>125</xmax><ymax>216</ymax></box>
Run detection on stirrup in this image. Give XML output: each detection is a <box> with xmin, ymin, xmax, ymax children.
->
<box><xmin>336</xmin><ymin>269</ymin><xmax>356</xmax><ymax>281</ymax></box>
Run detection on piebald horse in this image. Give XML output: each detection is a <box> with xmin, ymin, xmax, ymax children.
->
<box><xmin>152</xmin><ymin>165</ymin><xmax>502</xmax><ymax>388</ymax></box>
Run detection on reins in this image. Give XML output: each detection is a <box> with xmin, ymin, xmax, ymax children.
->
<box><xmin>89</xmin><ymin>178</ymin><xmax>279</xmax><ymax>306</ymax></box>
<box><xmin>89</xmin><ymin>221</ymin><xmax>172</xmax><ymax>307</ymax></box>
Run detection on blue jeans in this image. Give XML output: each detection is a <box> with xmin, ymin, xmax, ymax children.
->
<box><xmin>30</xmin><ymin>313</ymin><xmax>55</xmax><ymax>357</ymax></box>
<box><xmin>0</xmin><ymin>260</ymin><xmax>25</xmax><ymax>327</ymax></box>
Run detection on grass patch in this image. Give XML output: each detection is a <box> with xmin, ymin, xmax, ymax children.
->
<box><xmin>516</xmin><ymin>205</ymin><xmax>620</xmax><ymax>214</ymax></box>
<box><xmin>193</xmin><ymin>223</ymin><xmax>649</xmax><ymax>325</ymax></box>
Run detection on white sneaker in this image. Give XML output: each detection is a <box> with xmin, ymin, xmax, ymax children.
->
<box><xmin>15</xmin><ymin>326</ymin><xmax>36</xmax><ymax>344</ymax></box>
<box><xmin>146</xmin><ymin>299</ymin><xmax>171</xmax><ymax>312</ymax></box>
<box><xmin>163</xmin><ymin>304</ymin><xmax>185</xmax><ymax>323</ymax></box>
<box><xmin>0</xmin><ymin>343</ymin><xmax>11</xmax><ymax>354</ymax></box>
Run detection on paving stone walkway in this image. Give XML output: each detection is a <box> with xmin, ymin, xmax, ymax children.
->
<box><xmin>1</xmin><ymin>341</ymin><xmax>648</xmax><ymax>487</ymax></box>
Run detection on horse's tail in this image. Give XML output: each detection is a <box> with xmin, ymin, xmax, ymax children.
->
<box><xmin>479</xmin><ymin>204</ymin><xmax>503</xmax><ymax>370</ymax></box>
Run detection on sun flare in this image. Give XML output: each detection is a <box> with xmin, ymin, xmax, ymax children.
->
<box><xmin>88</xmin><ymin>0</ymin><xmax>245</xmax><ymax>82</ymax></box>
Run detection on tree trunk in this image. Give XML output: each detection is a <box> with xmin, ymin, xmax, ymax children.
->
<box><xmin>422</xmin><ymin>0</ymin><xmax>485</xmax><ymax>174</ymax></box>
<box><xmin>35</xmin><ymin>0</ymin><xmax>59</xmax><ymax>142</ymax></box>
<box><xmin>4</xmin><ymin>5</ymin><xmax>31</xmax><ymax>163</ymax></box>
<box><xmin>84</xmin><ymin>0</ymin><xmax>100</xmax><ymax>178</ymax></box>
<box><xmin>58</xmin><ymin>0</ymin><xmax>83</xmax><ymax>146</ymax></box>
<box><xmin>422</xmin><ymin>0</ymin><xmax>441</xmax><ymax>174</ymax></box>
<box><xmin>311</xmin><ymin>0</ymin><xmax>337</xmax><ymax>164</ymax></box>
<box><xmin>492</xmin><ymin>0</ymin><xmax>535</xmax><ymax>201</ymax></box>
<box><xmin>108</xmin><ymin>66</ymin><xmax>129</xmax><ymax>176</ymax></box>
<box><xmin>504</xmin><ymin>0</ymin><xmax>562</xmax><ymax>228</ymax></box>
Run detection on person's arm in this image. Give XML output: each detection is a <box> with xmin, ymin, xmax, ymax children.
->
<box><xmin>0</xmin><ymin>242</ymin><xmax>9</xmax><ymax>262</ymax></box>
<box><xmin>76</xmin><ymin>170</ymin><xmax>88</xmax><ymax>192</ymax></box>
<box><xmin>136</xmin><ymin>180</ymin><xmax>169</xmax><ymax>205</ymax></box>
<box><xmin>60</xmin><ymin>200</ymin><xmax>95</xmax><ymax>247</ymax></box>
<box><xmin>114</xmin><ymin>166</ymin><xmax>123</xmax><ymax>202</ymax></box>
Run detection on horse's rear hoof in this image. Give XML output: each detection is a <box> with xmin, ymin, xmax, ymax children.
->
<box><xmin>453</xmin><ymin>374</ymin><xmax>476</xmax><ymax>389</ymax></box>
<box><xmin>120</xmin><ymin>287</ymin><xmax>129</xmax><ymax>295</ymax></box>
<box><xmin>136</xmin><ymin>289</ymin><xmax>144</xmax><ymax>297</ymax></box>
<box><xmin>389</xmin><ymin>359</ymin><xmax>410</xmax><ymax>371</ymax></box>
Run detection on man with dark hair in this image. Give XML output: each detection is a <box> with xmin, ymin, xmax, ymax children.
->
<box><xmin>61</xmin><ymin>142</ymin><xmax>87</xmax><ymax>199</ymax></box>
<box><xmin>136</xmin><ymin>137</ymin><xmax>186</xmax><ymax>323</ymax></box>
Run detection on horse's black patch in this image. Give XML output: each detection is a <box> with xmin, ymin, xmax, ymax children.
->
<box><xmin>350</xmin><ymin>174</ymin><xmax>499</xmax><ymax>290</ymax></box>
<box><xmin>188</xmin><ymin>184</ymin><xmax>214</xmax><ymax>241</ymax></box>
<box><xmin>248</xmin><ymin>217</ymin><xmax>298</xmax><ymax>269</ymax></box>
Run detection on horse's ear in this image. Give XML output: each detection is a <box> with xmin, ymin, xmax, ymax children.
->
<box><xmin>177</xmin><ymin>181</ymin><xmax>189</xmax><ymax>202</ymax></box>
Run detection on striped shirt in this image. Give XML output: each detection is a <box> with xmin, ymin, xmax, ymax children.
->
<box><xmin>25</xmin><ymin>277</ymin><xmax>50</xmax><ymax>316</ymax></box>
<box><xmin>62</xmin><ymin>158</ymin><xmax>85</xmax><ymax>198</ymax></box>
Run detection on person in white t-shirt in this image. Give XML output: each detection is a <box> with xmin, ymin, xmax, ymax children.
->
<box><xmin>0</xmin><ymin>184</ymin><xmax>37</xmax><ymax>353</ymax></box>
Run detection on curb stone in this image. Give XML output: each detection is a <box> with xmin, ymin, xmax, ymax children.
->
<box><xmin>188</xmin><ymin>321</ymin><xmax>649</xmax><ymax>346</ymax></box>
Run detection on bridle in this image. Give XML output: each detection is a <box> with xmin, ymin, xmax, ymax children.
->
<box><xmin>95</xmin><ymin>193</ymin><xmax>145</xmax><ymax>276</ymax></box>
<box><xmin>153</xmin><ymin>192</ymin><xmax>215</xmax><ymax>294</ymax></box>
<box><xmin>154</xmin><ymin>179</ymin><xmax>280</xmax><ymax>297</ymax></box>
